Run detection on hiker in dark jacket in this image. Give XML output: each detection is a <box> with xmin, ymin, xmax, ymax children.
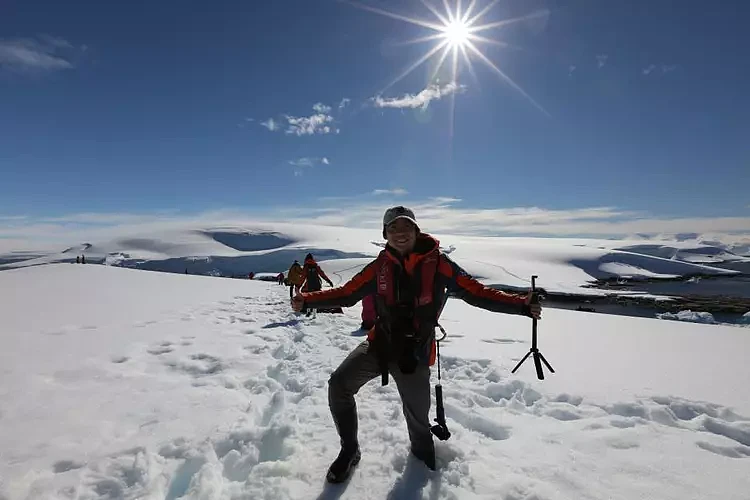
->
<box><xmin>300</xmin><ymin>253</ymin><xmax>333</xmax><ymax>292</ymax></box>
<box><xmin>292</xmin><ymin>206</ymin><xmax>542</xmax><ymax>482</ymax></box>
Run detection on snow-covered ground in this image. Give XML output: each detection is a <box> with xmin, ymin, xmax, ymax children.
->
<box><xmin>1</xmin><ymin>264</ymin><xmax>748</xmax><ymax>500</ymax></box>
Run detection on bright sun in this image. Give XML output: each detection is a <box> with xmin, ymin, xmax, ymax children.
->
<box><xmin>442</xmin><ymin>20</ymin><xmax>470</xmax><ymax>47</ymax></box>
<box><xmin>346</xmin><ymin>0</ymin><xmax>549</xmax><ymax>115</ymax></box>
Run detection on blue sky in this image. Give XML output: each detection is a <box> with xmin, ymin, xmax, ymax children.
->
<box><xmin>1</xmin><ymin>0</ymin><xmax>749</xmax><ymax>244</ymax></box>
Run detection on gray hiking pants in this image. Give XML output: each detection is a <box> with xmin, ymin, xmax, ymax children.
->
<box><xmin>328</xmin><ymin>341</ymin><xmax>434</xmax><ymax>454</ymax></box>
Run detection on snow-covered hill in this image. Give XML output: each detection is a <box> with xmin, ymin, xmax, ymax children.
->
<box><xmin>0</xmin><ymin>264</ymin><xmax>748</xmax><ymax>500</ymax></box>
<box><xmin>0</xmin><ymin>224</ymin><xmax>744</xmax><ymax>296</ymax></box>
<box><xmin>626</xmin><ymin>232</ymin><xmax>750</xmax><ymax>259</ymax></box>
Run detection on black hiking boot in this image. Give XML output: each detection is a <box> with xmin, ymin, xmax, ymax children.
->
<box><xmin>326</xmin><ymin>446</ymin><xmax>361</xmax><ymax>483</ymax></box>
<box><xmin>328</xmin><ymin>405</ymin><xmax>361</xmax><ymax>483</ymax></box>
<box><xmin>411</xmin><ymin>445</ymin><xmax>436</xmax><ymax>471</ymax></box>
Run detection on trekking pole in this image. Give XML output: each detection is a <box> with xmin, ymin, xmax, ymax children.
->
<box><xmin>511</xmin><ymin>275</ymin><xmax>555</xmax><ymax>380</ymax></box>
<box><xmin>430</xmin><ymin>323</ymin><xmax>451</xmax><ymax>441</ymax></box>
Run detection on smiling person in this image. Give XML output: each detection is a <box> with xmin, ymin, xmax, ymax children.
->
<box><xmin>291</xmin><ymin>206</ymin><xmax>542</xmax><ymax>482</ymax></box>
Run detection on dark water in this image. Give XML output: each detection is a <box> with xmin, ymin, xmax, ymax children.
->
<box><xmin>547</xmin><ymin>300</ymin><xmax>749</xmax><ymax>325</ymax></box>
<box><xmin>625</xmin><ymin>276</ymin><xmax>750</xmax><ymax>299</ymax></box>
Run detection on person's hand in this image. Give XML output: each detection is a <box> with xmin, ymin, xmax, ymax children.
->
<box><xmin>291</xmin><ymin>293</ymin><xmax>305</xmax><ymax>312</ymax></box>
<box><xmin>525</xmin><ymin>292</ymin><xmax>542</xmax><ymax>320</ymax></box>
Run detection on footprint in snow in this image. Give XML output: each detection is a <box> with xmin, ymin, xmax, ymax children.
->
<box><xmin>447</xmin><ymin>405</ymin><xmax>511</xmax><ymax>441</ymax></box>
<box><xmin>262</xmin><ymin>319</ymin><xmax>302</xmax><ymax>329</ymax></box>
<box><xmin>42</xmin><ymin>329</ymin><xmax>68</xmax><ymax>336</ymax></box>
<box><xmin>53</xmin><ymin>459</ymin><xmax>85</xmax><ymax>473</ymax></box>
<box><xmin>148</xmin><ymin>346</ymin><xmax>173</xmax><ymax>355</ymax></box>
<box><xmin>481</xmin><ymin>338</ymin><xmax>526</xmax><ymax>345</ymax></box>
<box><xmin>591</xmin><ymin>395</ymin><xmax>750</xmax><ymax>458</ymax></box>
<box><xmin>165</xmin><ymin>353</ymin><xmax>224</xmax><ymax>377</ymax></box>
<box><xmin>543</xmin><ymin>407</ymin><xmax>584</xmax><ymax>422</ymax></box>
<box><xmin>696</xmin><ymin>441</ymin><xmax>750</xmax><ymax>459</ymax></box>
<box><xmin>606</xmin><ymin>438</ymin><xmax>640</xmax><ymax>450</ymax></box>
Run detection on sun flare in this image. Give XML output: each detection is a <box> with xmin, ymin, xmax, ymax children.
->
<box><xmin>442</xmin><ymin>20</ymin><xmax>470</xmax><ymax>47</ymax></box>
<box><xmin>345</xmin><ymin>0</ymin><xmax>548</xmax><ymax>115</ymax></box>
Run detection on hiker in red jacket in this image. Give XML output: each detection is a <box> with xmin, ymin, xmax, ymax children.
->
<box><xmin>291</xmin><ymin>206</ymin><xmax>541</xmax><ymax>482</ymax></box>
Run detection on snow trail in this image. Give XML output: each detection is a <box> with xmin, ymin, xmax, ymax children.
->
<box><xmin>2</xmin><ymin>266</ymin><xmax>749</xmax><ymax>499</ymax></box>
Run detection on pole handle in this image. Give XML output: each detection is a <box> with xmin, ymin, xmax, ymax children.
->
<box><xmin>530</xmin><ymin>275</ymin><xmax>540</xmax><ymax>305</ymax></box>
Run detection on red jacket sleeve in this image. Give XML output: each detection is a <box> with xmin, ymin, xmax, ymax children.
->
<box><xmin>301</xmin><ymin>261</ymin><xmax>378</xmax><ymax>309</ymax></box>
<box><xmin>438</xmin><ymin>255</ymin><xmax>531</xmax><ymax>317</ymax></box>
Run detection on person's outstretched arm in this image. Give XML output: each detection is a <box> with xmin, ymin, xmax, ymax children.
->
<box><xmin>318</xmin><ymin>267</ymin><xmax>334</xmax><ymax>287</ymax></box>
<box><xmin>439</xmin><ymin>254</ymin><xmax>538</xmax><ymax>318</ymax></box>
<box><xmin>292</xmin><ymin>262</ymin><xmax>377</xmax><ymax>311</ymax></box>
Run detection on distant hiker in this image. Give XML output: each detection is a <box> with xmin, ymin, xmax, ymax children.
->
<box><xmin>185</xmin><ymin>268</ymin><xmax>188</xmax><ymax>275</ymax></box>
<box><xmin>360</xmin><ymin>294</ymin><xmax>376</xmax><ymax>330</ymax></box>
<box><xmin>248</xmin><ymin>272</ymin><xmax>255</xmax><ymax>280</ymax></box>
<box><xmin>287</xmin><ymin>260</ymin><xmax>305</xmax><ymax>299</ymax></box>
<box><xmin>300</xmin><ymin>253</ymin><xmax>334</xmax><ymax>293</ymax></box>
<box><xmin>81</xmin><ymin>255</ymin><xmax>86</xmax><ymax>264</ymax></box>
<box><xmin>291</xmin><ymin>206</ymin><xmax>541</xmax><ymax>482</ymax></box>
<box><xmin>76</xmin><ymin>256</ymin><xmax>80</xmax><ymax>264</ymax></box>
<box><xmin>277</xmin><ymin>272</ymin><xmax>284</xmax><ymax>285</ymax></box>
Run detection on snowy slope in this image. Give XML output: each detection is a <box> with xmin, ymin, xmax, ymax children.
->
<box><xmin>1</xmin><ymin>264</ymin><xmax>748</xmax><ymax>500</ymax></box>
<box><xmin>624</xmin><ymin>233</ymin><xmax>750</xmax><ymax>259</ymax></box>
<box><xmin>0</xmin><ymin>225</ymin><xmax>740</xmax><ymax>296</ymax></box>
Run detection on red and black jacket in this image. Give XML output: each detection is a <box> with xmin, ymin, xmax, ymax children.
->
<box><xmin>301</xmin><ymin>234</ymin><xmax>531</xmax><ymax>375</ymax></box>
<box><xmin>300</xmin><ymin>258</ymin><xmax>332</xmax><ymax>292</ymax></box>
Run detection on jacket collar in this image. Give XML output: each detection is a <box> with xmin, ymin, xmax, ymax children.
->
<box><xmin>383</xmin><ymin>233</ymin><xmax>439</xmax><ymax>271</ymax></box>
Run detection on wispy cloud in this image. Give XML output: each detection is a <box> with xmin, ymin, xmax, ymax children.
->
<box><xmin>568</xmin><ymin>65</ymin><xmax>576</xmax><ymax>77</ymax></box>
<box><xmin>261</xmin><ymin>103</ymin><xmax>339</xmax><ymax>136</ymax></box>
<box><xmin>643</xmin><ymin>64</ymin><xmax>677</xmax><ymax>76</ymax></box>
<box><xmin>289</xmin><ymin>159</ymin><xmax>312</xmax><ymax>168</ymax></box>
<box><xmin>42</xmin><ymin>212</ymin><xmax>177</xmax><ymax>224</ymax></box>
<box><xmin>373</xmin><ymin>82</ymin><xmax>466</xmax><ymax>110</ymax></box>
<box><xmin>275</xmin><ymin>199</ymin><xmax>750</xmax><ymax>240</ymax></box>
<box><xmin>285</xmin><ymin>112</ymin><xmax>337</xmax><ymax>136</ymax></box>
<box><xmin>596</xmin><ymin>55</ymin><xmax>608</xmax><ymax>69</ymax></box>
<box><xmin>237</xmin><ymin>117</ymin><xmax>255</xmax><ymax>128</ymax></box>
<box><xmin>288</xmin><ymin>157</ymin><xmax>330</xmax><ymax>176</ymax></box>
<box><xmin>260</xmin><ymin>118</ymin><xmax>279</xmax><ymax>131</ymax></box>
<box><xmin>372</xmin><ymin>188</ymin><xmax>408</xmax><ymax>196</ymax></box>
<box><xmin>312</xmin><ymin>103</ymin><xmax>332</xmax><ymax>114</ymax></box>
<box><xmin>0</xmin><ymin>36</ymin><xmax>81</xmax><ymax>72</ymax></box>
<box><xmin>338</xmin><ymin>98</ymin><xmax>351</xmax><ymax>110</ymax></box>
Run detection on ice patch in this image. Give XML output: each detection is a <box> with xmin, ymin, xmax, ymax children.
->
<box><xmin>657</xmin><ymin>310</ymin><xmax>717</xmax><ymax>324</ymax></box>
